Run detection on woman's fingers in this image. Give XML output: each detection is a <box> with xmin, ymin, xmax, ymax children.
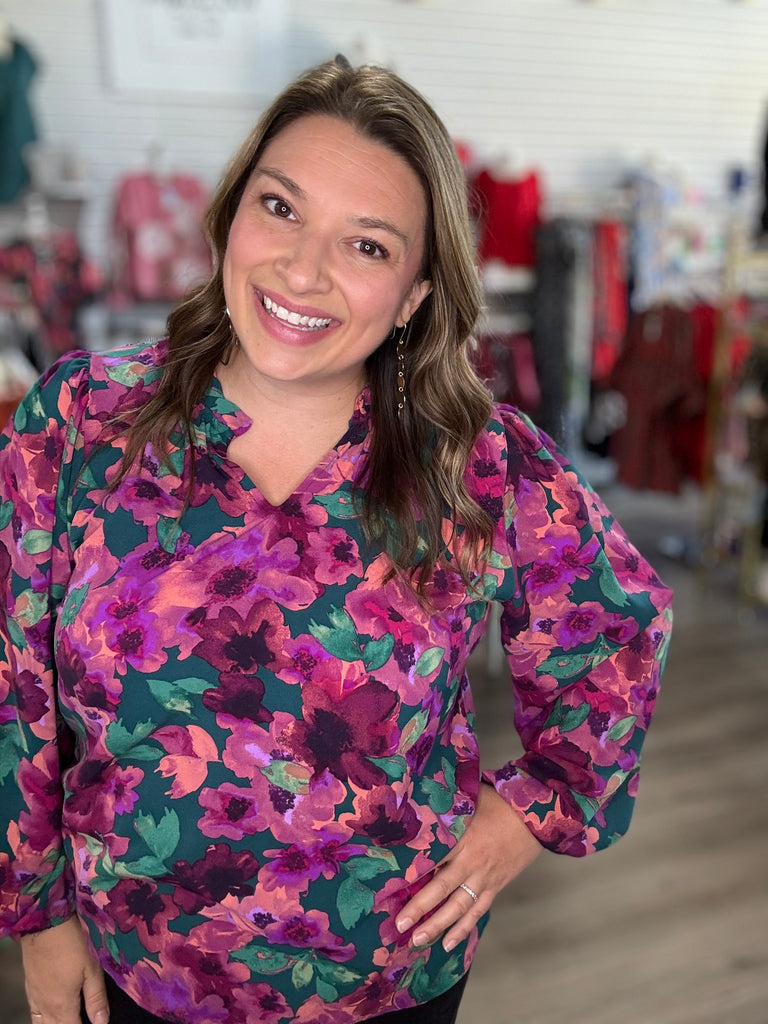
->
<box><xmin>394</xmin><ymin>784</ymin><xmax>542</xmax><ymax>950</ymax></box>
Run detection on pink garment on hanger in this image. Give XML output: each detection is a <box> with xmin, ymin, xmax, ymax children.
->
<box><xmin>111</xmin><ymin>172</ymin><xmax>212</xmax><ymax>302</ymax></box>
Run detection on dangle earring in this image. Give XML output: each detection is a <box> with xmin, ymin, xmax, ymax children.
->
<box><xmin>221</xmin><ymin>306</ymin><xmax>239</xmax><ymax>365</ymax></box>
<box><xmin>396</xmin><ymin>321</ymin><xmax>411</xmax><ymax>415</ymax></box>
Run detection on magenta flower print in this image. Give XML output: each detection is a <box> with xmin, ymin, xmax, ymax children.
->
<box><xmin>265</xmin><ymin>907</ymin><xmax>356</xmax><ymax>962</ymax></box>
<box><xmin>198</xmin><ymin>782</ymin><xmax>265</xmax><ymax>840</ymax></box>
<box><xmin>105</xmin><ymin>764</ymin><xmax>143</xmax><ymax>815</ymax></box>
<box><xmin>107</xmin><ymin>878</ymin><xmax>179</xmax><ymax>953</ymax></box>
<box><xmin>552</xmin><ymin>601</ymin><xmax>612</xmax><ymax>650</ymax></box>
<box><xmin>191</xmin><ymin>600</ymin><xmax>291</xmax><ymax>676</ymax></box>
<box><xmin>304</xmin><ymin>527</ymin><xmax>360</xmax><ymax>585</ymax></box>
<box><xmin>16</xmin><ymin>754</ymin><xmax>63</xmax><ymax>851</ymax></box>
<box><xmin>171</xmin><ymin>842</ymin><xmax>260</xmax><ymax>914</ymax></box>
<box><xmin>285</xmin><ymin>679</ymin><xmax>399</xmax><ymax>788</ymax></box>
<box><xmin>127</xmin><ymin>970</ymin><xmax>229</xmax><ymax>1024</ymax></box>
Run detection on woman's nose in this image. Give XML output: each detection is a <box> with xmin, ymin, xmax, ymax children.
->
<box><xmin>274</xmin><ymin>231</ymin><xmax>332</xmax><ymax>294</ymax></box>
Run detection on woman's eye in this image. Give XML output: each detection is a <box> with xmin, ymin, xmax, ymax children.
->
<box><xmin>356</xmin><ymin>239</ymin><xmax>388</xmax><ymax>259</ymax></box>
<box><xmin>263</xmin><ymin>196</ymin><xmax>295</xmax><ymax>219</ymax></box>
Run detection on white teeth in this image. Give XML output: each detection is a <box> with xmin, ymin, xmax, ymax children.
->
<box><xmin>262</xmin><ymin>294</ymin><xmax>331</xmax><ymax>330</ymax></box>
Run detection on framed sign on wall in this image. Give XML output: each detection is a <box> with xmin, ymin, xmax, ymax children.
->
<box><xmin>101</xmin><ymin>0</ymin><xmax>288</xmax><ymax>98</ymax></box>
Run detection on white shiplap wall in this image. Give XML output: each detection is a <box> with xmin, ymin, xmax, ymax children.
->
<box><xmin>2</xmin><ymin>0</ymin><xmax>768</xmax><ymax>267</ymax></box>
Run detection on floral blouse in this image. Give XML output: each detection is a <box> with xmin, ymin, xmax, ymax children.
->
<box><xmin>0</xmin><ymin>341</ymin><xmax>673</xmax><ymax>1023</ymax></box>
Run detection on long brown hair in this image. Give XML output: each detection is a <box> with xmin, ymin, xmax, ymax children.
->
<box><xmin>116</xmin><ymin>58</ymin><xmax>494</xmax><ymax>589</ymax></box>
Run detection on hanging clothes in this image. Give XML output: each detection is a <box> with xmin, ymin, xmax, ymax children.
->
<box><xmin>472</xmin><ymin>168</ymin><xmax>542</xmax><ymax>268</ymax></box>
<box><xmin>111</xmin><ymin>172</ymin><xmax>211</xmax><ymax>303</ymax></box>
<box><xmin>591</xmin><ymin>219</ymin><xmax>629</xmax><ymax>385</ymax></box>
<box><xmin>0</xmin><ymin>36</ymin><xmax>38</xmax><ymax>203</ymax></box>
<box><xmin>609</xmin><ymin>304</ymin><xmax>706</xmax><ymax>492</ymax></box>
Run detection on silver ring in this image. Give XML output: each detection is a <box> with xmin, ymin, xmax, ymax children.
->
<box><xmin>458</xmin><ymin>882</ymin><xmax>479</xmax><ymax>903</ymax></box>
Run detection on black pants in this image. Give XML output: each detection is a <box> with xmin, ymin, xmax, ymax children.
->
<box><xmin>83</xmin><ymin>970</ymin><xmax>468</xmax><ymax>1024</ymax></box>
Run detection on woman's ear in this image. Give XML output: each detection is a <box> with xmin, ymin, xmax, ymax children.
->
<box><xmin>397</xmin><ymin>278</ymin><xmax>432</xmax><ymax>327</ymax></box>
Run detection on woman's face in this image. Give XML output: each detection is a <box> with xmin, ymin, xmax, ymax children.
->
<box><xmin>222</xmin><ymin>114</ymin><xmax>431</xmax><ymax>405</ymax></box>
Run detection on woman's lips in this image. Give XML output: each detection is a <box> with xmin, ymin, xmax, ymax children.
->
<box><xmin>250</xmin><ymin>288</ymin><xmax>338</xmax><ymax>346</ymax></box>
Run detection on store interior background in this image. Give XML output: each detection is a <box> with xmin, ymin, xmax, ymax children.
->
<box><xmin>1</xmin><ymin>1</ymin><xmax>767</xmax><ymax>1022</ymax></box>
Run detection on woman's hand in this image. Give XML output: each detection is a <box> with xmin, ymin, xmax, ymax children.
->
<box><xmin>395</xmin><ymin>783</ymin><xmax>542</xmax><ymax>952</ymax></box>
<box><xmin>20</xmin><ymin>916</ymin><xmax>109</xmax><ymax>1024</ymax></box>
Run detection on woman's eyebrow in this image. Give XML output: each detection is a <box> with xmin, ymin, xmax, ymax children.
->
<box><xmin>256</xmin><ymin>166</ymin><xmax>308</xmax><ymax>200</ymax></box>
<box><xmin>255</xmin><ymin>166</ymin><xmax>410</xmax><ymax>247</ymax></box>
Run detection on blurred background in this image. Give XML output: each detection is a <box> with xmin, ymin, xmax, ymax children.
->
<box><xmin>0</xmin><ymin>1</ymin><xmax>766</xmax><ymax>1022</ymax></box>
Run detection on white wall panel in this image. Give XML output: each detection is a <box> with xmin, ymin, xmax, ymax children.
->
<box><xmin>2</xmin><ymin>0</ymin><xmax>767</xmax><ymax>266</ymax></box>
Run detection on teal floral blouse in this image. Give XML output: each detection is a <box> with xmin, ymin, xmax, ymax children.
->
<box><xmin>0</xmin><ymin>341</ymin><xmax>672</xmax><ymax>1022</ymax></box>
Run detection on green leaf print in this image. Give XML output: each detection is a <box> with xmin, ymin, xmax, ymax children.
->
<box><xmin>106</xmin><ymin>719</ymin><xmax>160</xmax><ymax>760</ymax></box>
<box><xmin>606</xmin><ymin>715</ymin><xmax>637</xmax><ymax>741</ymax></box>
<box><xmin>308</xmin><ymin>620</ymin><xmax>361</xmax><ymax>663</ymax></box>
<box><xmin>147</xmin><ymin>676</ymin><xmax>210</xmax><ymax>716</ymax></box>
<box><xmin>135</xmin><ymin>808</ymin><xmax>180</xmax><ymax>861</ymax></box>
<box><xmin>59</xmin><ymin>584</ymin><xmax>89</xmax><ymax>628</ymax></box>
<box><xmin>5</xmin><ymin>615</ymin><xmax>27</xmax><ymax>651</ymax></box>
<box><xmin>399</xmin><ymin>708</ymin><xmax>429</xmax><ymax>754</ymax></box>
<box><xmin>21</xmin><ymin>529</ymin><xmax>51</xmax><ymax>555</ymax></box>
<box><xmin>0</xmin><ymin>499</ymin><xmax>14</xmax><ymax>530</ymax></box>
<box><xmin>543</xmin><ymin>696</ymin><xmax>591</xmax><ymax>733</ymax></box>
<box><xmin>421</xmin><ymin>777</ymin><xmax>454</xmax><ymax>815</ymax></box>
<box><xmin>414</xmin><ymin>646</ymin><xmax>444</xmax><ymax>677</ymax></box>
<box><xmin>260</xmin><ymin>760</ymin><xmax>311</xmax><ymax>795</ymax></box>
<box><xmin>315</xmin><ymin>979</ymin><xmax>339</xmax><ymax>1003</ymax></box>
<box><xmin>369</xmin><ymin>755</ymin><xmax>408</xmax><ymax>780</ymax></box>
<box><xmin>313</xmin><ymin>489</ymin><xmax>357</xmax><ymax>519</ymax></box>
<box><xmin>291</xmin><ymin>959</ymin><xmax>314</xmax><ymax>989</ymax></box>
<box><xmin>345</xmin><ymin>854</ymin><xmax>396</xmax><ymax>882</ymax></box>
<box><xmin>337</xmin><ymin>875</ymin><xmax>374</xmax><ymax>929</ymax></box>
<box><xmin>231</xmin><ymin>947</ymin><xmax>292</xmax><ymax>973</ymax></box>
<box><xmin>596</xmin><ymin>555</ymin><xmax>630</xmax><ymax>608</ymax></box>
<box><xmin>115</xmin><ymin>855</ymin><xmax>168</xmax><ymax>879</ymax></box>
<box><xmin>537</xmin><ymin>641</ymin><xmax>611</xmax><ymax>682</ymax></box>
<box><xmin>362</xmin><ymin>633</ymin><xmax>394</xmax><ymax>671</ymax></box>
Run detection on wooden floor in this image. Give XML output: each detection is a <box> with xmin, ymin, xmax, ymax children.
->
<box><xmin>1</xmin><ymin>486</ymin><xmax>766</xmax><ymax>1023</ymax></box>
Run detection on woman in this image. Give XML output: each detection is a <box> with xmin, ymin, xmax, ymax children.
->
<box><xmin>0</xmin><ymin>57</ymin><xmax>673</xmax><ymax>1024</ymax></box>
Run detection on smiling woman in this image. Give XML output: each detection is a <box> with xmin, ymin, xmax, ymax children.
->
<box><xmin>0</xmin><ymin>56</ymin><xmax>673</xmax><ymax>1024</ymax></box>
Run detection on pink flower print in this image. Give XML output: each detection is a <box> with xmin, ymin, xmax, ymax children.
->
<box><xmin>107</xmin><ymin>878</ymin><xmax>179</xmax><ymax>953</ymax></box>
<box><xmin>158</xmin><ymin>930</ymin><xmax>251</xmax><ymax>1006</ymax></box>
<box><xmin>171</xmin><ymin>842</ymin><xmax>260</xmax><ymax>914</ymax></box>
<box><xmin>198</xmin><ymin>782</ymin><xmax>265</xmax><ymax>840</ymax></box>
<box><xmin>97</xmin><ymin>583</ymin><xmax>167</xmax><ymax>675</ymax></box>
<box><xmin>304</xmin><ymin>527</ymin><xmax>360</xmax><ymax>585</ymax></box>
<box><xmin>191</xmin><ymin>600</ymin><xmax>291</xmax><ymax>676</ymax></box>
<box><xmin>258</xmin><ymin>843</ymin><xmax>320</xmax><ymax>893</ymax></box>
<box><xmin>265</xmin><ymin>908</ymin><xmax>356</xmax><ymax>962</ymax></box>
<box><xmin>552</xmin><ymin>601</ymin><xmax>611</xmax><ymax>650</ymax></box>
<box><xmin>105</xmin><ymin>764</ymin><xmax>143</xmax><ymax>815</ymax></box>
<box><xmin>155</xmin><ymin>724</ymin><xmax>219</xmax><ymax>799</ymax></box>
<box><xmin>279</xmin><ymin>634</ymin><xmax>332</xmax><ymax>686</ymax></box>
<box><xmin>340</xmin><ymin>784</ymin><xmax>421</xmax><ymax>847</ymax></box>
<box><xmin>229</xmin><ymin>982</ymin><xmax>290</xmax><ymax>1024</ymax></box>
<box><xmin>285</xmin><ymin>679</ymin><xmax>399</xmax><ymax>788</ymax></box>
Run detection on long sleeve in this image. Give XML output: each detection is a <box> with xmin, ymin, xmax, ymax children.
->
<box><xmin>0</xmin><ymin>354</ymin><xmax>89</xmax><ymax>936</ymax></box>
<box><xmin>479</xmin><ymin>406</ymin><xmax>673</xmax><ymax>856</ymax></box>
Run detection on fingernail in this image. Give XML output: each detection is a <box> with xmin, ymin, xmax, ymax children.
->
<box><xmin>396</xmin><ymin>917</ymin><xmax>413</xmax><ymax>934</ymax></box>
<box><xmin>94</xmin><ymin>1012</ymin><xmax>109</xmax><ymax>1024</ymax></box>
<box><xmin>412</xmin><ymin>930</ymin><xmax>429</xmax><ymax>947</ymax></box>
<box><xmin>443</xmin><ymin>938</ymin><xmax>456</xmax><ymax>952</ymax></box>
